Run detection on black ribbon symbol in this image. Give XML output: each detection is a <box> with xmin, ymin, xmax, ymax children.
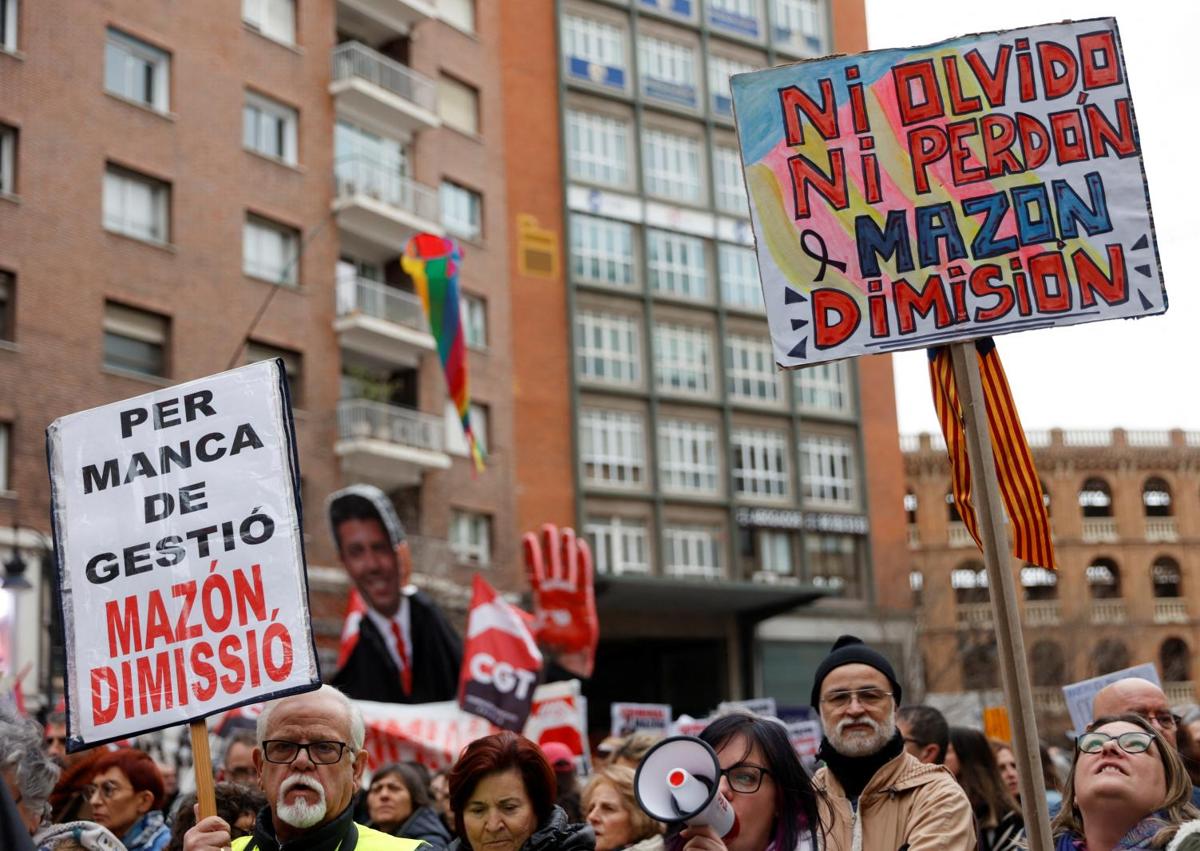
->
<box><xmin>800</xmin><ymin>230</ymin><xmax>847</xmax><ymax>282</ymax></box>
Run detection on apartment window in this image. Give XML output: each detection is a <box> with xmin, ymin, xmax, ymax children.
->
<box><xmin>441</xmin><ymin>181</ymin><xmax>482</xmax><ymax>241</ymax></box>
<box><xmin>708</xmin><ymin>0</ymin><xmax>764</xmax><ymax>40</ymax></box>
<box><xmin>800</xmin><ymin>435</ymin><xmax>858</xmax><ymax>508</ymax></box>
<box><xmin>773</xmin><ymin>0</ymin><xmax>828</xmax><ymax>56</ymax></box>
<box><xmin>642</xmin><ymin>128</ymin><xmax>703</xmax><ymax>203</ymax></box>
<box><xmin>461</xmin><ymin>293</ymin><xmax>487</xmax><ymax>349</ymax></box>
<box><xmin>562</xmin><ymin>15</ymin><xmax>627</xmax><ymax>91</ymax></box>
<box><xmin>336</xmin><ymin>119</ymin><xmax>407</xmax><ymax>174</ymax></box>
<box><xmin>0</xmin><ymin>271</ymin><xmax>11</xmax><ymax>342</ymax></box>
<box><xmin>731</xmin><ymin>428</ymin><xmax>789</xmax><ymax>499</ymax></box>
<box><xmin>0</xmin><ymin>124</ymin><xmax>14</xmax><ymax>195</ymax></box>
<box><xmin>103</xmin><ymin>165</ymin><xmax>170</xmax><ymax>244</ymax></box>
<box><xmin>638</xmin><ymin>34</ymin><xmax>698</xmax><ymax>109</ymax></box>
<box><xmin>105</xmin><ymin>28</ymin><xmax>170</xmax><ymax>111</ymax></box>
<box><xmin>658</xmin><ymin>419</ymin><xmax>719</xmax><ymax>495</ymax></box>
<box><xmin>726</xmin><ymin>334</ymin><xmax>782</xmax><ymax>405</ymax></box>
<box><xmin>0</xmin><ymin>0</ymin><xmax>17</xmax><ymax>52</ymax></box>
<box><xmin>244</xmin><ymin>214</ymin><xmax>299</xmax><ymax>285</ymax></box>
<box><xmin>647</xmin><ymin>230</ymin><xmax>708</xmax><ymax>300</ymax></box>
<box><xmin>714</xmin><ymin>146</ymin><xmax>749</xmax><ymax>216</ymax></box>
<box><xmin>570</xmin><ymin>215</ymin><xmax>635</xmax><ymax>288</ymax></box>
<box><xmin>757</xmin><ymin>530</ymin><xmax>793</xmax><ymax>575</ymax></box>
<box><xmin>576</xmin><ymin>310</ymin><xmax>640</xmax><ymax>386</ymax></box>
<box><xmin>0</xmin><ymin>421</ymin><xmax>8</xmax><ymax>492</ymax></box>
<box><xmin>664</xmin><ymin>525</ymin><xmax>723</xmax><ymax>580</ymax></box>
<box><xmin>586</xmin><ymin>517</ymin><xmax>650</xmax><ymax>576</ymax></box>
<box><xmin>244</xmin><ymin>341</ymin><xmax>303</xmax><ymax>406</ymax></box>
<box><xmin>806</xmin><ymin>533</ymin><xmax>861</xmax><ymax>596</ymax></box>
<box><xmin>709</xmin><ymin>55</ymin><xmax>755</xmax><ymax>118</ymax></box>
<box><xmin>566</xmin><ymin>110</ymin><xmax>630</xmax><ymax>187</ymax></box>
<box><xmin>719</xmin><ymin>244</ymin><xmax>762</xmax><ymax>310</ymax></box>
<box><xmin>243</xmin><ymin>0</ymin><xmax>295</xmax><ymax>44</ymax></box>
<box><xmin>796</xmin><ymin>361</ymin><xmax>853</xmax><ymax>415</ymax></box>
<box><xmin>653</xmin><ymin>323</ymin><xmax>713</xmax><ymax>397</ymax></box>
<box><xmin>438</xmin><ymin>76</ymin><xmax>480</xmax><ymax>135</ymax></box>
<box><xmin>450</xmin><ymin>510</ymin><xmax>491</xmax><ymax>566</ymax></box>
<box><xmin>580</xmin><ymin>409</ymin><xmax>645</xmax><ymax>489</ymax></box>
<box><xmin>441</xmin><ymin>0</ymin><xmax>475</xmax><ymax>33</ymax></box>
<box><xmin>243</xmin><ymin>91</ymin><xmax>297</xmax><ymax>164</ymax></box>
<box><xmin>103</xmin><ymin>302</ymin><xmax>168</xmax><ymax>378</ymax></box>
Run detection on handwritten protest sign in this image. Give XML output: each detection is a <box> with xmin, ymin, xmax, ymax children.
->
<box><xmin>731</xmin><ymin>18</ymin><xmax>1164</xmax><ymax>366</ymax></box>
<box><xmin>46</xmin><ymin>360</ymin><xmax>319</xmax><ymax>749</ymax></box>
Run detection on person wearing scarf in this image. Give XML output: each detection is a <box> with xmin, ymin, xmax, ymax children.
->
<box><xmin>1052</xmin><ymin>715</ymin><xmax>1199</xmax><ymax>850</ymax></box>
<box><xmin>808</xmin><ymin>635</ymin><xmax>975</xmax><ymax>851</ymax></box>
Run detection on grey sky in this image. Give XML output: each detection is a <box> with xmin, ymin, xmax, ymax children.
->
<box><xmin>864</xmin><ymin>1</ymin><xmax>1199</xmax><ymax>435</ymax></box>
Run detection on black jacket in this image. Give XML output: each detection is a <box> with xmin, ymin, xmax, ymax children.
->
<box><xmin>377</xmin><ymin>806</ymin><xmax>451</xmax><ymax>850</ymax></box>
<box><xmin>332</xmin><ymin>590</ymin><xmax>463</xmax><ymax>704</ymax></box>
<box><xmin>447</xmin><ymin>807</ymin><xmax>593</xmax><ymax>851</ymax></box>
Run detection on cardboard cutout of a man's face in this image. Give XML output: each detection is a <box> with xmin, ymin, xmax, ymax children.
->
<box><xmin>336</xmin><ymin>517</ymin><xmax>412</xmax><ymax>618</ymax></box>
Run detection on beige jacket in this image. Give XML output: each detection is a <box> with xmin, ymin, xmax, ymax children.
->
<box><xmin>812</xmin><ymin>750</ymin><xmax>975</xmax><ymax>851</ymax></box>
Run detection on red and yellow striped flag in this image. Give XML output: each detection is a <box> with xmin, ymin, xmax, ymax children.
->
<box><xmin>928</xmin><ymin>338</ymin><xmax>1055</xmax><ymax>569</ymax></box>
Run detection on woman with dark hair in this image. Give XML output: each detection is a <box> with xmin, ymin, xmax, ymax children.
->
<box><xmin>447</xmin><ymin>731</ymin><xmax>593</xmax><ymax>851</ymax></box>
<box><xmin>366</xmin><ymin>763</ymin><xmax>451</xmax><ymax>849</ymax></box>
<box><xmin>665</xmin><ymin>713</ymin><xmax>821</xmax><ymax>851</ymax></box>
<box><xmin>946</xmin><ymin>728</ymin><xmax>1023</xmax><ymax>851</ymax></box>
<box><xmin>85</xmin><ymin>749</ymin><xmax>169</xmax><ymax>851</ymax></box>
<box><xmin>1053</xmin><ymin>714</ymin><xmax>1199</xmax><ymax>849</ymax></box>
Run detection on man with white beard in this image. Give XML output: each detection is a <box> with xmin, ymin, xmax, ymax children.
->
<box><xmin>184</xmin><ymin>686</ymin><xmax>427</xmax><ymax>851</ymax></box>
<box><xmin>810</xmin><ymin>636</ymin><xmax>974</xmax><ymax>851</ymax></box>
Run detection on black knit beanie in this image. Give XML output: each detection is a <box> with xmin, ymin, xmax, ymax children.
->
<box><xmin>809</xmin><ymin>634</ymin><xmax>902</xmax><ymax>708</ymax></box>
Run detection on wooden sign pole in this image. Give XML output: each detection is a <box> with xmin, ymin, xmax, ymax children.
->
<box><xmin>189</xmin><ymin>719</ymin><xmax>217</xmax><ymax>820</ymax></box>
<box><xmin>949</xmin><ymin>342</ymin><xmax>1053</xmax><ymax>851</ymax></box>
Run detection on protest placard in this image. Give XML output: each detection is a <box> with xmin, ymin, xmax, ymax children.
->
<box><xmin>611</xmin><ymin>702</ymin><xmax>673</xmax><ymax>738</ymax></box>
<box><xmin>1062</xmin><ymin>662</ymin><xmax>1160</xmax><ymax>734</ymax></box>
<box><xmin>785</xmin><ymin>720</ymin><xmax>822</xmax><ymax>766</ymax></box>
<box><xmin>731</xmin><ymin>18</ymin><xmax>1164</xmax><ymax>367</ymax></box>
<box><xmin>46</xmin><ymin>360</ymin><xmax>319</xmax><ymax>750</ymax></box>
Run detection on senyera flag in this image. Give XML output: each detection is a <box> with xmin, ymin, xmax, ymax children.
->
<box><xmin>458</xmin><ymin>575</ymin><xmax>543</xmax><ymax>732</ymax></box>
<box><xmin>401</xmin><ymin>233</ymin><xmax>485</xmax><ymax>472</ymax></box>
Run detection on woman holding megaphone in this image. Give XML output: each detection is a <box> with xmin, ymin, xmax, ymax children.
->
<box><xmin>641</xmin><ymin>714</ymin><xmax>821</xmax><ymax>851</ymax></box>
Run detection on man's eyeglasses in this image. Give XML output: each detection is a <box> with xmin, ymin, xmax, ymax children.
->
<box><xmin>226</xmin><ymin>766</ymin><xmax>258</xmax><ymax>783</ymax></box>
<box><xmin>820</xmin><ymin>688</ymin><xmax>893</xmax><ymax>710</ymax></box>
<box><xmin>83</xmin><ymin>781</ymin><xmax>130</xmax><ymax>801</ymax></box>
<box><xmin>261</xmin><ymin>740</ymin><xmax>351</xmax><ymax>765</ymax></box>
<box><xmin>1140</xmin><ymin>712</ymin><xmax>1181</xmax><ymax>731</ymax></box>
<box><xmin>719</xmin><ymin>764</ymin><xmax>770</xmax><ymax>794</ymax></box>
<box><xmin>1077</xmin><ymin>730</ymin><xmax>1155</xmax><ymax>755</ymax></box>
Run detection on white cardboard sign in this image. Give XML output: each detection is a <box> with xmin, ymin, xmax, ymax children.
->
<box><xmin>611</xmin><ymin>702</ymin><xmax>673</xmax><ymax>738</ymax></box>
<box><xmin>1061</xmin><ymin>662</ymin><xmax>1160</xmax><ymax>734</ymax></box>
<box><xmin>47</xmin><ymin>360</ymin><xmax>319</xmax><ymax>749</ymax></box>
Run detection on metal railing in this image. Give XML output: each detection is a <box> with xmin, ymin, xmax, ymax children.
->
<box><xmin>336</xmin><ymin>274</ymin><xmax>428</xmax><ymax>333</ymax></box>
<box><xmin>332</xmin><ymin>41</ymin><xmax>437</xmax><ymax>113</ymax></box>
<box><xmin>1081</xmin><ymin>518</ymin><xmax>1118</xmax><ymax>543</ymax></box>
<box><xmin>337</xmin><ymin>399</ymin><xmax>444</xmax><ymax>453</ymax></box>
<box><xmin>1145</xmin><ymin>518</ymin><xmax>1178</xmax><ymax>542</ymax></box>
<box><xmin>1090</xmin><ymin>599</ymin><xmax>1128</xmax><ymax>625</ymax></box>
<box><xmin>1154</xmin><ymin>599</ymin><xmax>1189</xmax><ymax>624</ymax></box>
<box><xmin>334</xmin><ymin>156</ymin><xmax>440</xmax><ymax>222</ymax></box>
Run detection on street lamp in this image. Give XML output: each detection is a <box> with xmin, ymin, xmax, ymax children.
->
<box><xmin>2</xmin><ymin>523</ymin><xmax>33</xmax><ymax>591</ymax></box>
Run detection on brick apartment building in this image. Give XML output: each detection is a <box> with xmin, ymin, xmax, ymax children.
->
<box><xmin>503</xmin><ymin>0</ymin><xmax>914</xmax><ymax>724</ymax></box>
<box><xmin>905</xmin><ymin>428</ymin><xmax>1200</xmax><ymax>736</ymax></box>
<box><xmin>0</xmin><ymin>0</ymin><xmax>515</xmax><ymax>705</ymax></box>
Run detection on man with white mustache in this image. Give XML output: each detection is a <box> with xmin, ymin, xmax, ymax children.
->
<box><xmin>810</xmin><ymin>636</ymin><xmax>974</xmax><ymax>850</ymax></box>
<box><xmin>183</xmin><ymin>686</ymin><xmax>428</xmax><ymax>851</ymax></box>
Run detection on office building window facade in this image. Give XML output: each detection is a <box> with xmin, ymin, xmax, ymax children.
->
<box><xmin>103</xmin><ymin>165</ymin><xmax>170</xmax><ymax>244</ymax></box>
<box><xmin>576</xmin><ymin>310</ymin><xmax>641</xmax><ymax>387</ymax></box>
<box><xmin>800</xmin><ymin>434</ymin><xmax>858</xmax><ymax>508</ymax></box>
<box><xmin>806</xmin><ymin>533</ymin><xmax>861</xmax><ymax>596</ymax></box>
<box><xmin>726</xmin><ymin>334</ymin><xmax>782</xmax><ymax>406</ymax></box>
<box><xmin>713</xmin><ymin>146</ymin><xmax>749</xmax><ymax>216</ymax></box>
<box><xmin>580</xmin><ymin>409</ymin><xmax>646</xmax><ymax>489</ymax></box>
<box><xmin>708</xmin><ymin>54</ymin><xmax>755</xmax><ymax>119</ymax></box>
<box><xmin>566</xmin><ymin>109</ymin><xmax>631</xmax><ymax>188</ymax></box>
<box><xmin>638</xmin><ymin>34</ymin><xmax>699</xmax><ymax>109</ymax></box>
<box><xmin>105</xmin><ymin>28</ymin><xmax>170</xmax><ymax>111</ymax></box>
<box><xmin>658</xmin><ymin>418</ymin><xmax>720</xmax><ymax>495</ymax></box>
<box><xmin>587</xmin><ymin>516</ymin><xmax>650</xmax><ymax>576</ymax></box>
<box><xmin>719</xmin><ymin>244</ymin><xmax>762</xmax><ymax>311</ymax></box>
<box><xmin>707</xmin><ymin>0</ymin><xmax>764</xmax><ymax>40</ymax></box>
<box><xmin>103</xmin><ymin>302</ymin><xmax>169</xmax><ymax>378</ymax></box>
<box><xmin>664</xmin><ymin>525</ymin><xmax>723</xmax><ymax>580</ymax></box>
<box><xmin>731</xmin><ymin>427</ymin><xmax>789</xmax><ymax>500</ymax></box>
<box><xmin>562</xmin><ymin>14</ymin><xmax>627</xmax><ymax>91</ymax></box>
<box><xmin>647</xmin><ymin>229</ymin><xmax>708</xmax><ymax>300</ymax></box>
<box><xmin>796</xmin><ymin>361</ymin><xmax>853</xmax><ymax>416</ymax></box>
<box><xmin>772</xmin><ymin>0</ymin><xmax>828</xmax><ymax>56</ymax></box>
<box><xmin>571</xmin><ymin>215</ymin><xmax>636</xmax><ymax>288</ymax></box>
<box><xmin>642</xmin><ymin>127</ymin><xmax>703</xmax><ymax>203</ymax></box>
<box><xmin>653</xmin><ymin>322</ymin><xmax>714</xmax><ymax>397</ymax></box>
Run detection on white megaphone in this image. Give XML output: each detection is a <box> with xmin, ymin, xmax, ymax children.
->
<box><xmin>634</xmin><ymin>736</ymin><xmax>739</xmax><ymax>839</ymax></box>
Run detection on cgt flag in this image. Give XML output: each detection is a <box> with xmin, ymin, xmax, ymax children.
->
<box><xmin>459</xmin><ymin>575</ymin><xmax>543</xmax><ymax>732</ymax></box>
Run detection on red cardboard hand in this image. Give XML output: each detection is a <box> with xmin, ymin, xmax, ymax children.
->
<box><xmin>523</xmin><ymin>524</ymin><xmax>599</xmax><ymax>678</ymax></box>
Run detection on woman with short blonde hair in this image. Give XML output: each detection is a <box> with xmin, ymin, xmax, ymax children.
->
<box><xmin>581</xmin><ymin>766</ymin><xmax>664</xmax><ymax>851</ymax></box>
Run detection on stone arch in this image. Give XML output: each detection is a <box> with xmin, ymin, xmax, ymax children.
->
<box><xmin>1161</xmin><ymin>637</ymin><xmax>1190</xmax><ymax>683</ymax></box>
<box><xmin>962</xmin><ymin>642</ymin><xmax>999</xmax><ymax>690</ymax></box>
<box><xmin>1079</xmin><ymin>477</ymin><xmax>1113</xmax><ymax>518</ymax></box>
<box><xmin>1152</xmin><ymin>556</ymin><xmax>1183</xmax><ymax>598</ymax></box>
<box><xmin>1030</xmin><ymin>640</ymin><xmax>1067</xmax><ymax>686</ymax></box>
<box><xmin>952</xmin><ymin>560</ymin><xmax>988</xmax><ymax>605</ymax></box>
<box><xmin>1022</xmin><ymin>565</ymin><xmax>1058</xmax><ymax>601</ymax></box>
<box><xmin>1086</xmin><ymin>556</ymin><xmax>1122</xmax><ymax>599</ymax></box>
<box><xmin>1093</xmin><ymin>638</ymin><xmax>1131</xmax><ymax>676</ymax></box>
<box><xmin>1143</xmin><ymin>477</ymin><xmax>1173</xmax><ymax>518</ymax></box>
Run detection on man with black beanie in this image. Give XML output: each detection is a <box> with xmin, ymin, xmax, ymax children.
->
<box><xmin>810</xmin><ymin>635</ymin><xmax>974</xmax><ymax>851</ymax></box>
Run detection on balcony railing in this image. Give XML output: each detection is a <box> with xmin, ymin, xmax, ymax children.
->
<box><xmin>1032</xmin><ymin>687</ymin><xmax>1067</xmax><ymax>714</ymax></box>
<box><xmin>956</xmin><ymin>602</ymin><xmax>993</xmax><ymax>629</ymax></box>
<box><xmin>1064</xmin><ymin>430</ymin><xmax>1113</xmax><ymax>447</ymax></box>
<box><xmin>335</xmin><ymin>156</ymin><xmax>440</xmax><ymax>221</ymax></box>
<box><xmin>1025</xmin><ymin>600</ymin><xmax>1061</xmax><ymax>627</ymax></box>
<box><xmin>906</xmin><ymin>524</ymin><xmax>920</xmax><ymax>548</ymax></box>
<box><xmin>1146</xmin><ymin>517</ymin><xmax>1178</xmax><ymax>542</ymax></box>
<box><xmin>948</xmin><ymin>522</ymin><xmax>975</xmax><ymax>548</ymax></box>
<box><xmin>332</xmin><ymin>41</ymin><xmax>437</xmax><ymax>113</ymax></box>
<box><xmin>337</xmin><ymin>399</ymin><xmax>444</xmax><ymax>453</ymax></box>
<box><xmin>1090</xmin><ymin>599</ymin><xmax>1128</xmax><ymax>625</ymax></box>
<box><xmin>1082</xmin><ymin>517</ymin><xmax>1118</xmax><ymax>543</ymax></box>
<box><xmin>1166</xmin><ymin>682</ymin><xmax>1196</xmax><ymax>704</ymax></box>
<box><xmin>1154</xmin><ymin>599</ymin><xmax>1189</xmax><ymax>624</ymax></box>
<box><xmin>336</xmin><ymin>274</ymin><xmax>428</xmax><ymax>333</ymax></box>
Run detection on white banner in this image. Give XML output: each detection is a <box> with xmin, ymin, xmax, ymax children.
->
<box><xmin>47</xmin><ymin>360</ymin><xmax>318</xmax><ymax>748</ymax></box>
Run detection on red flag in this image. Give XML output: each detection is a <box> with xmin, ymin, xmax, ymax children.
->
<box><xmin>335</xmin><ymin>589</ymin><xmax>368</xmax><ymax>671</ymax></box>
<box><xmin>459</xmin><ymin>575</ymin><xmax>543</xmax><ymax>731</ymax></box>
<box><xmin>928</xmin><ymin>338</ymin><xmax>1055</xmax><ymax>569</ymax></box>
